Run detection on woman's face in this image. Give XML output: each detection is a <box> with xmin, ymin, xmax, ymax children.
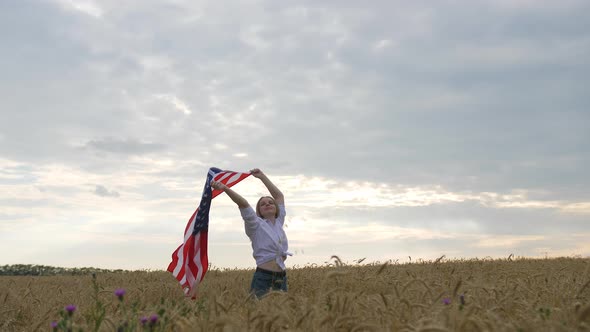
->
<box><xmin>257</xmin><ymin>196</ymin><xmax>278</xmax><ymax>218</ymax></box>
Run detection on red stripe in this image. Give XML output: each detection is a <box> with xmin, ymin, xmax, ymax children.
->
<box><xmin>200</xmin><ymin>230</ymin><xmax>209</xmax><ymax>281</ymax></box>
<box><xmin>166</xmin><ymin>245</ymin><xmax>181</xmax><ymax>272</ymax></box>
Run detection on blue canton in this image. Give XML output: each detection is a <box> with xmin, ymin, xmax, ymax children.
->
<box><xmin>192</xmin><ymin>167</ymin><xmax>222</xmax><ymax>235</ymax></box>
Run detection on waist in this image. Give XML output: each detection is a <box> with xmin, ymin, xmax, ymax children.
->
<box><xmin>256</xmin><ymin>267</ymin><xmax>286</xmax><ymax>277</ymax></box>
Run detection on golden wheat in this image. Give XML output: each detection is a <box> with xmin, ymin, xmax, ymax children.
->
<box><xmin>0</xmin><ymin>257</ymin><xmax>589</xmax><ymax>331</ymax></box>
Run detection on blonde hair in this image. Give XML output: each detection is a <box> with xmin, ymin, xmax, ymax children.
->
<box><xmin>255</xmin><ymin>196</ymin><xmax>279</xmax><ymax>218</ymax></box>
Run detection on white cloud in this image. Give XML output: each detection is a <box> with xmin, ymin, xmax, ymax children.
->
<box><xmin>272</xmin><ymin>176</ymin><xmax>590</xmax><ymax>213</ymax></box>
<box><xmin>372</xmin><ymin>39</ymin><xmax>393</xmax><ymax>51</ymax></box>
<box><xmin>562</xmin><ymin>202</ymin><xmax>590</xmax><ymax>214</ymax></box>
<box><xmin>239</xmin><ymin>25</ymin><xmax>271</xmax><ymax>51</ymax></box>
<box><xmin>154</xmin><ymin>94</ymin><xmax>192</xmax><ymax>115</ymax></box>
<box><xmin>50</xmin><ymin>0</ymin><xmax>103</xmax><ymax>18</ymax></box>
<box><xmin>474</xmin><ymin>235</ymin><xmax>546</xmax><ymax>248</ymax></box>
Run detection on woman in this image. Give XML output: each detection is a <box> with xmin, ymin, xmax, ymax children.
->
<box><xmin>210</xmin><ymin>168</ymin><xmax>291</xmax><ymax>298</ymax></box>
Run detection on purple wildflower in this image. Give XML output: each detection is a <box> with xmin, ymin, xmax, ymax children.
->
<box><xmin>50</xmin><ymin>321</ymin><xmax>58</xmax><ymax>329</ymax></box>
<box><xmin>442</xmin><ymin>298</ymin><xmax>451</xmax><ymax>305</ymax></box>
<box><xmin>65</xmin><ymin>304</ymin><xmax>77</xmax><ymax>315</ymax></box>
<box><xmin>139</xmin><ymin>316</ymin><xmax>148</xmax><ymax>326</ymax></box>
<box><xmin>149</xmin><ymin>314</ymin><xmax>159</xmax><ymax>325</ymax></box>
<box><xmin>114</xmin><ymin>288</ymin><xmax>126</xmax><ymax>300</ymax></box>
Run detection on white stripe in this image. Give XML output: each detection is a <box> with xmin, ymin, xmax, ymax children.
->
<box><xmin>214</xmin><ymin>171</ymin><xmax>232</xmax><ymax>182</ymax></box>
<box><xmin>194</xmin><ymin>245</ymin><xmax>203</xmax><ymax>283</ymax></box>
<box><xmin>185</xmin><ymin>266</ymin><xmax>195</xmax><ymax>291</ymax></box>
<box><xmin>216</xmin><ymin>172</ymin><xmax>231</xmax><ymax>181</ymax></box>
<box><xmin>226</xmin><ymin>172</ymin><xmax>243</xmax><ymax>185</ymax></box>
<box><xmin>180</xmin><ymin>274</ymin><xmax>186</xmax><ymax>285</ymax></box>
<box><xmin>183</xmin><ymin>213</ymin><xmax>197</xmax><ymax>242</ymax></box>
<box><xmin>174</xmin><ymin>211</ymin><xmax>198</xmax><ymax>277</ymax></box>
<box><xmin>172</xmin><ymin>246</ymin><xmax>184</xmax><ymax>277</ymax></box>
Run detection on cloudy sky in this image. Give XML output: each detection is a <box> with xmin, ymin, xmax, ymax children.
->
<box><xmin>1</xmin><ymin>0</ymin><xmax>589</xmax><ymax>271</ymax></box>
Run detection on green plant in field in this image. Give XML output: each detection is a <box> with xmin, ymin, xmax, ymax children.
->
<box><xmin>193</xmin><ymin>297</ymin><xmax>208</xmax><ymax>316</ymax></box>
<box><xmin>538</xmin><ymin>307</ymin><xmax>551</xmax><ymax>321</ymax></box>
<box><xmin>48</xmin><ymin>272</ymin><xmax>168</xmax><ymax>332</ymax></box>
<box><xmin>51</xmin><ymin>304</ymin><xmax>77</xmax><ymax>331</ymax></box>
<box><xmin>87</xmin><ymin>273</ymin><xmax>106</xmax><ymax>332</ymax></box>
<box><xmin>114</xmin><ymin>288</ymin><xmax>131</xmax><ymax>331</ymax></box>
<box><xmin>113</xmin><ymin>288</ymin><xmax>164</xmax><ymax>331</ymax></box>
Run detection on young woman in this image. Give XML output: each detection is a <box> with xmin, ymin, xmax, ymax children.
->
<box><xmin>210</xmin><ymin>168</ymin><xmax>291</xmax><ymax>298</ymax></box>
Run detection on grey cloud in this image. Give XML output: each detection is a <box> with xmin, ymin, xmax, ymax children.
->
<box><xmin>0</xmin><ymin>0</ymin><xmax>589</xmax><ymax>268</ymax></box>
<box><xmin>3</xmin><ymin>0</ymin><xmax>585</xmax><ymax>200</ymax></box>
<box><xmin>219</xmin><ymin>2</ymin><xmax>590</xmax><ymax>194</ymax></box>
<box><xmin>0</xmin><ymin>0</ymin><xmax>587</xmax><ymax>199</ymax></box>
<box><xmin>85</xmin><ymin>138</ymin><xmax>165</xmax><ymax>155</ymax></box>
<box><xmin>94</xmin><ymin>185</ymin><xmax>120</xmax><ymax>198</ymax></box>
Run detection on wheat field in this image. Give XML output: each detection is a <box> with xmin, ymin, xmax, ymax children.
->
<box><xmin>1</xmin><ymin>257</ymin><xmax>589</xmax><ymax>331</ymax></box>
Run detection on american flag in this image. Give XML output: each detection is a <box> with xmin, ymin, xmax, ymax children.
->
<box><xmin>167</xmin><ymin>167</ymin><xmax>250</xmax><ymax>297</ymax></box>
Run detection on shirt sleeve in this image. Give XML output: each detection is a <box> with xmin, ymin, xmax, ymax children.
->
<box><xmin>276</xmin><ymin>204</ymin><xmax>286</xmax><ymax>226</ymax></box>
<box><xmin>240</xmin><ymin>206</ymin><xmax>259</xmax><ymax>236</ymax></box>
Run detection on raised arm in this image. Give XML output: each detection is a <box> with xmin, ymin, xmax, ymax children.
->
<box><xmin>250</xmin><ymin>168</ymin><xmax>284</xmax><ymax>205</ymax></box>
<box><xmin>210</xmin><ymin>181</ymin><xmax>250</xmax><ymax>209</ymax></box>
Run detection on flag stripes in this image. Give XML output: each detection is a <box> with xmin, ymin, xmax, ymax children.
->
<box><xmin>167</xmin><ymin>168</ymin><xmax>250</xmax><ymax>297</ymax></box>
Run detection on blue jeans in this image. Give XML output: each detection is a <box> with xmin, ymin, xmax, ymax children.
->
<box><xmin>250</xmin><ymin>269</ymin><xmax>288</xmax><ymax>299</ymax></box>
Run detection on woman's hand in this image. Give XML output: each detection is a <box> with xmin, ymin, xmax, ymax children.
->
<box><xmin>250</xmin><ymin>168</ymin><xmax>265</xmax><ymax>179</ymax></box>
<box><xmin>250</xmin><ymin>168</ymin><xmax>284</xmax><ymax>204</ymax></box>
<box><xmin>210</xmin><ymin>180</ymin><xmax>227</xmax><ymax>191</ymax></box>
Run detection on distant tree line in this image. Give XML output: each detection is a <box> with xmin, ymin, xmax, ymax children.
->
<box><xmin>0</xmin><ymin>264</ymin><xmax>129</xmax><ymax>276</ymax></box>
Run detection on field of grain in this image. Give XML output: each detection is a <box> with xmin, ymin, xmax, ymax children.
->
<box><xmin>1</xmin><ymin>257</ymin><xmax>589</xmax><ymax>331</ymax></box>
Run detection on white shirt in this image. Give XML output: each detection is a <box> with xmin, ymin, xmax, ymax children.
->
<box><xmin>240</xmin><ymin>203</ymin><xmax>291</xmax><ymax>270</ymax></box>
